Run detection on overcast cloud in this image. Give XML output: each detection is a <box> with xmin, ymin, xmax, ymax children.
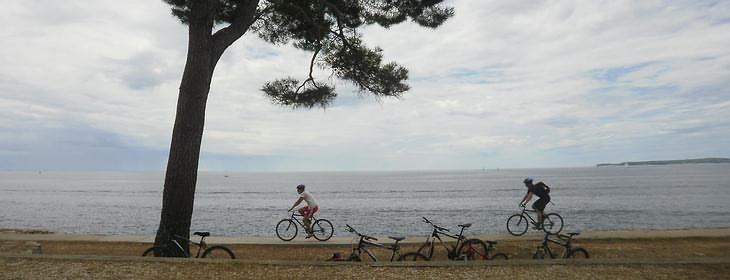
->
<box><xmin>1</xmin><ymin>0</ymin><xmax>729</xmax><ymax>171</ymax></box>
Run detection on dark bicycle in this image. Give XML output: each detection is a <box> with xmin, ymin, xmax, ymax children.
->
<box><xmin>276</xmin><ymin>210</ymin><xmax>334</xmax><ymax>241</ymax></box>
<box><xmin>532</xmin><ymin>231</ymin><xmax>589</xmax><ymax>259</ymax></box>
<box><xmin>345</xmin><ymin>224</ymin><xmax>429</xmax><ymax>262</ymax></box>
<box><xmin>506</xmin><ymin>205</ymin><xmax>564</xmax><ymax>236</ymax></box>
<box><xmin>142</xmin><ymin>231</ymin><xmax>235</xmax><ymax>258</ymax></box>
<box><xmin>417</xmin><ymin>217</ymin><xmax>508</xmax><ymax>261</ymax></box>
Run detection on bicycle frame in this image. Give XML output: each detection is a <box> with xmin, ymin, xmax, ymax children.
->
<box><xmin>167</xmin><ymin>234</ymin><xmax>207</xmax><ymax>258</ymax></box>
<box><xmin>429</xmin><ymin>229</ymin><xmax>466</xmax><ymax>257</ymax></box>
<box><xmin>519</xmin><ymin>207</ymin><xmax>540</xmax><ymax>226</ymax></box>
<box><xmin>536</xmin><ymin>233</ymin><xmax>572</xmax><ymax>258</ymax></box>
<box><xmin>346</xmin><ymin>225</ymin><xmax>403</xmax><ymax>262</ymax></box>
<box><xmin>353</xmin><ymin>236</ymin><xmax>402</xmax><ymax>262</ymax></box>
<box><xmin>289</xmin><ymin>212</ymin><xmax>319</xmax><ymax>229</ymax></box>
<box><xmin>420</xmin><ymin>218</ymin><xmax>470</xmax><ymax>260</ymax></box>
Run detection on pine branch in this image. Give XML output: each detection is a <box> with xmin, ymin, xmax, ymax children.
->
<box><xmin>211</xmin><ymin>0</ymin><xmax>261</xmax><ymax>62</ymax></box>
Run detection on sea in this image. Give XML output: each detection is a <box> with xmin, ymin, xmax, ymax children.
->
<box><xmin>1</xmin><ymin>164</ymin><xmax>729</xmax><ymax>237</ymax></box>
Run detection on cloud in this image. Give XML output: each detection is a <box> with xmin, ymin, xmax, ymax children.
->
<box><xmin>104</xmin><ymin>51</ymin><xmax>182</xmax><ymax>90</ymax></box>
<box><xmin>0</xmin><ymin>123</ymin><xmax>168</xmax><ymax>171</ymax></box>
<box><xmin>1</xmin><ymin>0</ymin><xmax>729</xmax><ymax>170</ymax></box>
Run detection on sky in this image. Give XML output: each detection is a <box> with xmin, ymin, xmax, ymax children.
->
<box><xmin>1</xmin><ymin>0</ymin><xmax>729</xmax><ymax>171</ymax></box>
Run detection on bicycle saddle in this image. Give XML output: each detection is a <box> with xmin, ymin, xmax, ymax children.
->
<box><xmin>458</xmin><ymin>223</ymin><xmax>472</xmax><ymax>228</ymax></box>
<box><xmin>194</xmin><ymin>231</ymin><xmax>210</xmax><ymax>237</ymax></box>
<box><xmin>484</xmin><ymin>240</ymin><xmax>498</xmax><ymax>245</ymax></box>
<box><xmin>388</xmin><ymin>236</ymin><xmax>406</xmax><ymax>242</ymax></box>
<box><xmin>567</xmin><ymin>232</ymin><xmax>580</xmax><ymax>236</ymax></box>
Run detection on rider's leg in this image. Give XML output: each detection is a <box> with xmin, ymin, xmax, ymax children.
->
<box><xmin>534</xmin><ymin>198</ymin><xmax>546</xmax><ymax>225</ymax></box>
<box><xmin>531</xmin><ymin>204</ymin><xmax>543</xmax><ymax>229</ymax></box>
<box><xmin>303</xmin><ymin>211</ymin><xmax>313</xmax><ymax>236</ymax></box>
<box><xmin>297</xmin><ymin>207</ymin><xmax>313</xmax><ymax>236</ymax></box>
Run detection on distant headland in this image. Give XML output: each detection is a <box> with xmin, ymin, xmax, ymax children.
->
<box><xmin>597</xmin><ymin>157</ymin><xmax>730</xmax><ymax>167</ymax></box>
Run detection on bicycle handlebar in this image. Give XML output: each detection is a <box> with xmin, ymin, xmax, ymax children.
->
<box><xmin>345</xmin><ymin>224</ymin><xmax>356</xmax><ymax>233</ymax></box>
<box><xmin>422</xmin><ymin>216</ymin><xmax>450</xmax><ymax>232</ymax></box>
<box><xmin>345</xmin><ymin>224</ymin><xmax>377</xmax><ymax>241</ymax></box>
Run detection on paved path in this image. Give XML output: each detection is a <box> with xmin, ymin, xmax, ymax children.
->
<box><xmin>1</xmin><ymin>228</ymin><xmax>728</xmax><ymax>245</ymax></box>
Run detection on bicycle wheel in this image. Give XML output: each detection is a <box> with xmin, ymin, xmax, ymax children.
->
<box><xmin>417</xmin><ymin>242</ymin><xmax>434</xmax><ymax>259</ymax></box>
<box><xmin>542</xmin><ymin>213</ymin><xmax>564</xmax><ymax>234</ymax></box>
<box><xmin>312</xmin><ymin>219</ymin><xmax>334</xmax><ymax>241</ymax></box>
<box><xmin>506</xmin><ymin>214</ymin><xmax>528</xmax><ymax>236</ymax></box>
<box><xmin>275</xmin><ymin>219</ymin><xmax>298</xmax><ymax>241</ymax></box>
<box><xmin>202</xmin><ymin>246</ymin><xmax>236</xmax><ymax>259</ymax></box>
<box><xmin>458</xmin><ymin>239</ymin><xmax>489</xmax><ymax>260</ymax></box>
<box><xmin>568</xmin><ymin>247</ymin><xmax>589</xmax><ymax>258</ymax></box>
<box><xmin>490</xmin><ymin>252</ymin><xmax>509</xmax><ymax>260</ymax></box>
<box><xmin>141</xmin><ymin>246</ymin><xmax>168</xmax><ymax>257</ymax></box>
<box><xmin>398</xmin><ymin>252</ymin><xmax>430</xmax><ymax>261</ymax></box>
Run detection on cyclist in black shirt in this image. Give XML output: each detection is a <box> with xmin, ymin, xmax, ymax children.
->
<box><xmin>519</xmin><ymin>177</ymin><xmax>551</xmax><ymax>229</ymax></box>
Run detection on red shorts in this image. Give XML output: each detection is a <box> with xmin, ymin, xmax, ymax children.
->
<box><xmin>301</xmin><ymin>205</ymin><xmax>319</xmax><ymax>216</ymax></box>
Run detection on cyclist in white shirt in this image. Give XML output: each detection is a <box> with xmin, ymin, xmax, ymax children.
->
<box><xmin>288</xmin><ymin>184</ymin><xmax>319</xmax><ymax>238</ymax></box>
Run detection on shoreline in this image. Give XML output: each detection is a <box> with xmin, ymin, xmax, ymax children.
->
<box><xmin>2</xmin><ymin>227</ymin><xmax>729</xmax><ymax>244</ymax></box>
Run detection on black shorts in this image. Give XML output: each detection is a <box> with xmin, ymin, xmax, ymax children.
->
<box><xmin>533</xmin><ymin>196</ymin><xmax>550</xmax><ymax>212</ymax></box>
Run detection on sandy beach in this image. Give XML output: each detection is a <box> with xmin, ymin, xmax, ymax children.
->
<box><xmin>1</xmin><ymin>228</ymin><xmax>729</xmax><ymax>279</ymax></box>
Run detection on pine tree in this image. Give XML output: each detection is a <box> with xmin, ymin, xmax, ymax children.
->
<box><xmin>157</xmin><ymin>0</ymin><xmax>453</xmax><ymax>253</ymax></box>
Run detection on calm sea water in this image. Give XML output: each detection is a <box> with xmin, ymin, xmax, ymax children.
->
<box><xmin>1</xmin><ymin>164</ymin><xmax>729</xmax><ymax>237</ymax></box>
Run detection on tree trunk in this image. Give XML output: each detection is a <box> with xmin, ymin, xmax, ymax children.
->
<box><xmin>154</xmin><ymin>0</ymin><xmax>216</xmax><ymax>256</ymax></box>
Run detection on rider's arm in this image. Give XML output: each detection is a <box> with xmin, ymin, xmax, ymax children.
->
<box><xmin>288</xmin><ymin>197</ymin><xmax>304</xmax><ymax>212</ymax></box>
<box><xmin>520</xmin><ymin>191</ymin><xmax>533</xmax><ymax>206</ymax></box>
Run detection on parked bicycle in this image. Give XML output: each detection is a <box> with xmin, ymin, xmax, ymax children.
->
<box><xmin>532</xmin><ymin>231</ymin><xmax>589</xmax><ymax>259</ymax></box>
<box><xmin>417</xmin><ymin>217</ymin><xmax>508</xmax><ymax>261</ymax></box>
<box><xmin>276</xmin><ymin>210</ymin><xmax>334</xmax><ymax>241</ymax></box>
<box><xmin>142</xmin><ymin>231</ymin><xmax>235</xmax><ymax>258</ymax></box>
<box><xmin>345</xmin><ymin>224</ymin><xmax>429</xmax><ymax>262</ymax></box>
<box><xmin>506</xmin><ymin>205</ymin><xmax>564</xmax><ymax>236</ymax></box>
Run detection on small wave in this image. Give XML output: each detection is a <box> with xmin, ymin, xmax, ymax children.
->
<box><xmin>326</xmin><ymin>189</ymin><xmax>477</xmax><ymax>194</ymax></box>
<box><xmin>0</xmin><ymin>189</ymin><xmax>160</xmax><ymax>194</ymax></box>
<box><xmin>204</xmin><ymin>191</ymin><xmax>278</xmax><ymax>195</ymax></box>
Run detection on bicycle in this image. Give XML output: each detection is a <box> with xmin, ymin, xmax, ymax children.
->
<box><xmin>506</xmin><ymin>205</ymin><xmax>564</xmax><ymax>236</ymax></box>
<box><xmin>275</xmin><ymin>210</ymin><xmax>334</xmax><ymax>241</ymax></box>
<box><xmin>142</xmin><ymin>231</ymin><xmax>235</xmax><ymax>258</ymax></box>
<box><xmin>417</xmin><ymin>217</ymin><xmax>508</xmax><ymax>261</ymax></box>
<box><xmin>532</xmin><ymin>231</ymin><xmax>589</xmax><ymax>259</ymax></box>
<box><xmin>345</xmin><ymin>224</ymin><xmax>429</xmax><ymax>262</ymax></box>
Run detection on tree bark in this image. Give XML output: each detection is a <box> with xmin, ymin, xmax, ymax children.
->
<box><xmin>154</xmin><ymin>1</ymin><xmax>259</xmax><ymax>256</ymax></box>
<box><xmin>154</xmin><ymin>0</ymin><xmax>216</xmax><ymax>255</ymax></box>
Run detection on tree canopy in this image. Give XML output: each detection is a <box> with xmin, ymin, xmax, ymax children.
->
<box><xmin>163</xmin><ymin>0</ymin><xmax>454</xmax><ymax>108</ymax></box>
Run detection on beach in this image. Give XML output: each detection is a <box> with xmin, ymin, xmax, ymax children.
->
<box><xmin>2</xmin><ymin>228</ymin><xmax>729</xmax><ymax>279</ymax></box>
